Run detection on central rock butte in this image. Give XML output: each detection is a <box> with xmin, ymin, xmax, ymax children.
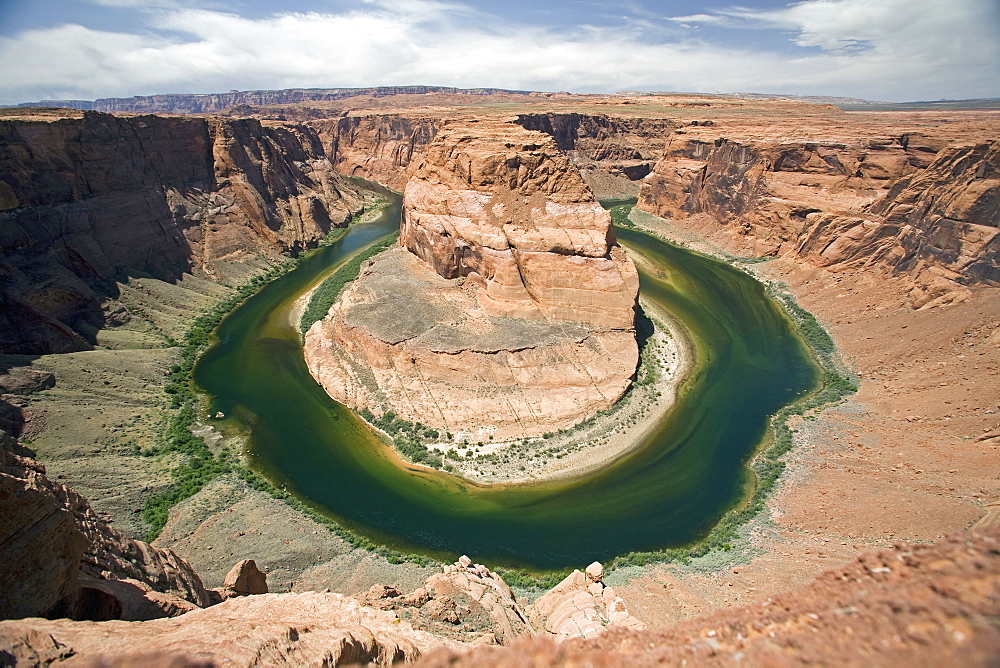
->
<box><xmin>304</xmin><ymin>121</ymin><xmax>640</xmax><ymax>441</ymax></box>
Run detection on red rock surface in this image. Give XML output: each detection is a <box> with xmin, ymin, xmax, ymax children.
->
<box><xmin>0</xmin><ymin>110</ymin><xmax>370</xmax><ymax>355</ymax></box>
<box><xmin>305</xmin><ymin>122</ymin><xmax>639</xmax><ymax>440</ymax></box>
<box><xmin>418</xmin><ymin>528</ymin><xmax>1000</xmax><ymax>666</ymax></box>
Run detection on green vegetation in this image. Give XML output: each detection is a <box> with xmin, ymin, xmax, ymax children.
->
<box><xmin>358</xmin><ymin>408</ymin><xmax>448</xmax><ymax>470</ymax></box>
<box><xmin>609</xmin><ymin>204</ymin><xmax>636</xmax><ymax>229</ymax></box>
<box><xmin>298</xmin><ymin>232</ymin><xmax>399</xmax><ymax>333</ymax></box>
<box><xmin>142</xmin><ymin>199</ymin><xmax>388</xmax><ymax>542</ymax></box>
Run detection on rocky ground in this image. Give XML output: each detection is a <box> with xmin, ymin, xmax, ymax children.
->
<box><xmin>605</xmin><ymin>207</ymin><xmax>999</xmax><ymax>629</ymax></box>
<box><xmin>2</xmin><ymin>92</ymin><xmax>997</xmax><ymax>664</ymax></box>
<box><xmin>432</xmin><ymin>301</ymin><xmax>688</xmax><ymax>483</ymax></box>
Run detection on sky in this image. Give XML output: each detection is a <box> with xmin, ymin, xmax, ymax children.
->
<box><xmin>0</xmin><ymin>0</ymin><xmax>997</xmax><ymax>105</ymax></box>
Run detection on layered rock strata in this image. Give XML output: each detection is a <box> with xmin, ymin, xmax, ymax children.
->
<box><xmin>638</xmin><ymin>136</ymin><xmax>999</xmax><ymax>307</ymax></box>
<box><xmin>0</xmin><ymin>110</ymin><xmax>370</xmax><ymax>354</ymax></box>
<box><xmin>305</xmin><ymin>123</ymin><xmax>639</xmax><ymax>440</ymax></box>
<box><xmin>316</xmin><ymin>114</ymin><xmax>440</xmax><ymax>191</ymax></box>
<box><xmin>0</xmin><ymin>409</ymin><xmax>211</xmax><ymax>621</ymax></box>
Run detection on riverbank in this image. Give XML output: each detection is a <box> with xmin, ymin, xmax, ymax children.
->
<box><xmin>603</xmin><ymin>205</ymin><xmax>1000</xmax><ymax>629</ymax></box>
<box><xmin>424</xmin><ymin>299</ymin><xmax>692</xmax><ymax>484</ymax></box>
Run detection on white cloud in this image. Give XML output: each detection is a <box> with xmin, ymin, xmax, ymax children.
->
<box><xmin>0</xmin><ymin>0</ymin><xmax>997</xmax><ymax>104</ymax></box>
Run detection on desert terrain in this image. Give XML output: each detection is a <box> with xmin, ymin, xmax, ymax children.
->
<box><xmin>1</xmin><ymin>89</ymin><xmax>997</xmax><ymax>663</ymax></box>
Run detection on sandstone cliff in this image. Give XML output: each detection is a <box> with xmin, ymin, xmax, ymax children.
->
<box><xmin>0</xmin><ymin>110</ymin><xmax>370</xmax><ymax>354</ymax></box>
<box><xmin>19</xmin><ymin>86</ymin><xmax>535</xmax><ymax>115</ymax></box>
<box><xmin>637</xmin><ymin>135</ymin><xmax>998</xmax><ymax>307</ymax></box>
<box><xmin>515</xmin><ymin>112</ymin><xmax>676</xmax><ymax>187</ymax></box>
<box><xmin>305</xmin><ymin>123</ymin><xmax>639</xmax><ymax>440</ymax></box>
<box><xmin>0</xmin><ymin>386</ymin><xmax>211</xmax><ymax>621</ymax></box>
<box><xmin>401</xmin><ymin>123</ymin><xmax>638</xmax><ymax>329</ymax></box>
<box><xmin>315</xmin><ymin>114</ymin><xmax>440</xmax><ymax>190</ymax></box>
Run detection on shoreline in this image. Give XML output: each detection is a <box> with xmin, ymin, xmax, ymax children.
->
<box><xmin>429</xmin><ymin>299</ymin><xmax>693</xmax><ymax>484</ymax></box>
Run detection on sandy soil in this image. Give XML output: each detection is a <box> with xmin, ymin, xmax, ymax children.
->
<box><xmin>609</xmin><ymin>208</ymin><xmax>1000</xmax><ymax>628</ymax></box>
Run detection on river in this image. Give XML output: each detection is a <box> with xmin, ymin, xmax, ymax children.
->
<box><xmin>193</xmin><ymin>189</ymin><xmax>819</xmax><ymax>571</ymax></box>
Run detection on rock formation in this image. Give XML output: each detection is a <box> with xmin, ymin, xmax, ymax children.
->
<box><xmin>315</xmin><ymin>115</ymin><xmax>440</xmax><ymax>191</ymax></box>
<box><xmin>305</xmin><ymin>122</ymin><xmax>639</xmax><ymax>440</ymax></box>
<box><xmin>637</xmin><ymin>135</ymin><xmax>999</xmax><ymax>307</ymax></box>
<box><xmin>3</xmin><ymin>529</ymin><xmax>996</xmax><ymax>666</ymax></box>
<box><xmin>0</xmin><ymin>110</ymin><xmax>370</xmax><ymax>354</ymax></box>
<box><xmin>16</xmin><ymin>86</ymin><xmax>536</xmax><ymax>115</ymax></box>
<box><xmin>528</xmin><ymin>561</ymin><xmax>645</xmax><ymax>640</ymax></box>
<box><xmin>416</xmin><ymin>528</ymin><xmax>1000</xmax><ymax>666</ymax></box>
<box><xmin>0</xmin><ymin>404</ymin><xmax>211</xmax><ymax>621</ymax></box>
<box><xmin>213</xmin><ymin>559</ymin><xmax>269</xmax><ymax>601</ymax></box>
<box><xmin>515</xmin><ymin>113</ymin><xmax>676</xmax><ymax>189</ymax></box>
<box><xmin>355</xmin><ymin>555</ymin><xmax>533</xmax><ymax>645</ymax></box>
<box><xmin>0</xmin><ymin>591</ymin><xmax>466</xmax><ymax>666</ymax></box>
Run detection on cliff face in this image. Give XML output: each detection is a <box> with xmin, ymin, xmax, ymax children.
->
<box><xmin>315</xmin><ymin>115</ymin><xmax>441</xmax><ymax>191</ymax></box>
<box><xmin>19</xmin><ymin>86</ymin><xmax>536</xmax><ymax>115</ymax></box>
<box><xmin>401</xmin><ymin>123</ymin><xmax>638</xmax><ymax>329</ymax></box>
<box><xmin>515</xmin><ymin>113</ymin><xmax>676</xmax><ymax>182</ymax></box>
<box><xmin>637</xmin><ymin>135</ymin><xmax>998</xmax><ymax>306</ymax></box>
<box><xmin>305</xmin><ymin>122</ymin><xmax>639</xmax><ymax>440</ymax></box>
<box><xmin>0</xmin><ymin>111</ymin><xmax>369</xmax><ymax>354</ymax></box>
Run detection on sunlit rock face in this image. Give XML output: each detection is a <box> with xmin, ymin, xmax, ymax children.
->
<box><xmin>305</xmin><ymin>122</ymin><xmax>639</xmax><ymax>441</ymax></box>
<box><xmin>401</xmin><ymin>122</ymin><xmax>638</xmax><ymax>330</ymax></box>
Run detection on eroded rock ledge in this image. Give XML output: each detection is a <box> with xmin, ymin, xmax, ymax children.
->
<box><xmin>305</xmin><ymin>122</ymin><xmax>639</xmax><ymax>441</ymax></box>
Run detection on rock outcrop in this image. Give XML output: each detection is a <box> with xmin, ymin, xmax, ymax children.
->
<box><xmin>417</xmin><ymin>528</ymin><xmax>1000</xmax><ymax>666</ymax></box>
<box><xmin>354</xmin><ymin>556</ymin><xmax>533</xmax><ymax>646</ymax></box>
<box><xmin>637</xmin><ymin>135</ymin><xmax>999</xmax><ymax>307</ymax></box>
<box><xmin>0</xmin><ymin>590</ymin><xmax>466</xmax><ymax>666</ymax></box>
<box><xmin>0</xmin><ymin>372</ymin><xmax>211</xmax><ymax>622</ymax></box>
<box><xmin>528</xmin><ymin>561</ymin><xmax>645</xmax><ymax>640</ymax></box>
<box><xmin>0</xmin><ymin>422</ymin><xmax>211</xmax><ymax>620</ymax></box>
<box><xmin>400</xmin><ymin>122</ymin><xmax>638</xmax><ymax>329</ymax></box>
<box><xmin>305</xmin><ymin>122</ymin><xmax>639</xmax><ymax>440</ymax></box>
<box><xmin>0</xmin><ymin>110</ymin><xmax>371</xmax><ymax>354</ymax></box>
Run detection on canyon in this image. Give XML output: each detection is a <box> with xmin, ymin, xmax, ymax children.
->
<box><xmin>0</xmin><ymin>91</ymin><xmax>998</xmax><ymax>664</ymax></box>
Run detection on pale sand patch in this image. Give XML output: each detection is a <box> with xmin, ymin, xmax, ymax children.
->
<box><xmin>428</xmin><ymin>298</ymin><xmax>694</xmax><ymax>484</ymax></box>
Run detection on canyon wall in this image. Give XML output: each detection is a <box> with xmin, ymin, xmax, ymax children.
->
<box><xmin>401</xmin><ymin>122</ymin><xmax>638</xmax><ymax>328</ymax></box>
<box><xmin>315</xmin><ymin>115</ymin><xmax>441</xmax><ymax>191</ymax></box>
<box><xmin>638</xmin><ymin>134</ymin><xmax>999</xmax><ymax>307</ymax></box>
<box><xmin>0</xmin><ymin>111</ymin><xmax>370</xmax><ymax>354</ymax></box>
<box><xmin>305</xmin><ymin>122</ymin><xmax>639</xmax><ymax>440</ymax></box>
<box><xmin>515</xmin><ymin>112</ymin><xmax>676</xmax><ymax>183</ymax></box>
<box><xmin>17</xmin><ymin>86</ymin><xmax>536</xmax><ymax>115</ymax></box>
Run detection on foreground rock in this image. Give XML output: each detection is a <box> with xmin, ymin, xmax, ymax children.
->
<box><xmin>418</xmin><ymin>527</ymin><xmax>1000</xmax><ymax>666</ymax></box>
<box><xmin>529</xmin><ymin>561</ymin><xmax>645</xmax><ymax>640</ymax></box>
<box><xmin>0</xmin><ymin>419</ymin><xmax>210</xmax><ymax>621</ymax></box>
<box><xmin>306</xmin><ymin>122</ymin><xmax>639</xmax><ymax>440</ymax></box>
<box><xmin>0</xmin><ymin>591</ymin><xmax>465</xmax><ymax>666</ymax></box>
<box><xmin>354</xmin><ymin>555</ymin><xmax>533</xmax><ymax>646</ymax></box>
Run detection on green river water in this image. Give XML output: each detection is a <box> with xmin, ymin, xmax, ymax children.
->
<box><xmin>193</xmin><ymin>189</ymin><xmax>820</xmax><ymax>571</ymax></box>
